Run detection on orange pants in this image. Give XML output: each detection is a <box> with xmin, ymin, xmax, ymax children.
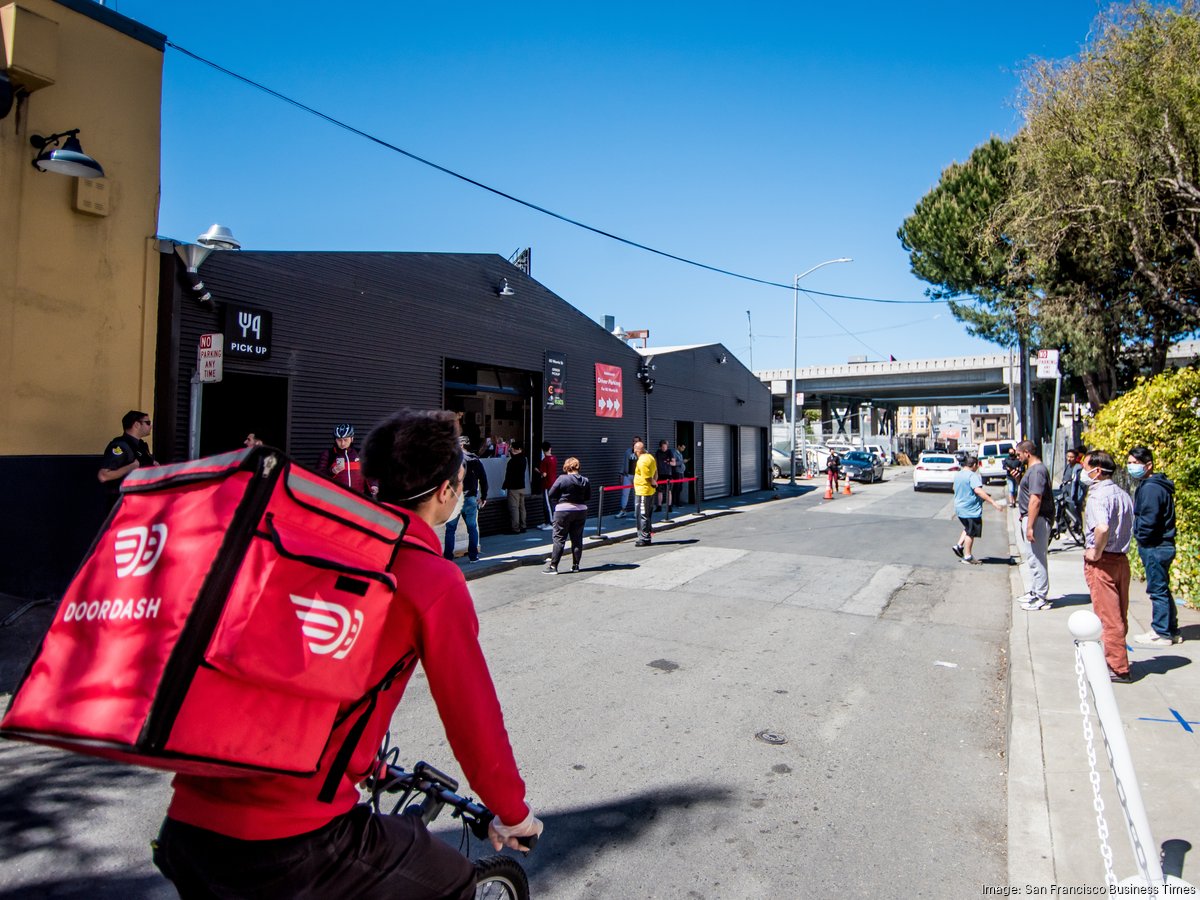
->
<box><xmin>1084</xmin><ymin>552</ymin><xmax>1131</xmax><ymax>677</ymax></box>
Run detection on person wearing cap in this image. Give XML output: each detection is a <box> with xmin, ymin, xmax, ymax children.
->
<box><xmin>443</xmin><ymin>435</ymin><xmax>489</xmax><ymax>562</ymax></box>
<box><xmin>316</xmin><ymin>424</ymin><xmax>376</xmax><ymax>497</ymax></box>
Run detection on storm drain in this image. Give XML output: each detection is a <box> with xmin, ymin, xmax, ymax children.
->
<box><xmin>755</xmin><ymin>730</ymin><xmax>787</xmax><ymax>745</ymax></box>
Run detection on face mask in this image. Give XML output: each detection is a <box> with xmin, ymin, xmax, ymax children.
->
<box><xmin>1079</xmin><ymin>468</ymin><xmax>1096</xmax><ymax>486</ymax></box>
<box><xmin>1127</xmin><ymin>464</ymin><xmax>1147</xmax><ymax>480</ymax></box>
<box><xmin>437</xmin><ymin>486</ymin><xmax>464</xmax><ymax>527</ymax></box>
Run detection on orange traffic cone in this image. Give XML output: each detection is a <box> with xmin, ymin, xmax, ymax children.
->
<box><xmin>823</xmin><ymin>486</ymin><xmax>834</xmax><ymax>500</ymax></box>
<box><xmin>842</xmin><ymin>481</ymin><xmax>853</xmax><ymax>495</ymax></box>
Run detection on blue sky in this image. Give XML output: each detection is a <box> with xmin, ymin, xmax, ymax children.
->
<box><xmin>115</xmin><ymin>0</ymin><xmax>1107</xmax><ymax>370</ymax></box>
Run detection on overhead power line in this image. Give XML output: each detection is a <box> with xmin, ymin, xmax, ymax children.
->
<box><xmin>166</xmin><ymin>41</ymin><xmax>943</xmax><ymax>307</ymax></box>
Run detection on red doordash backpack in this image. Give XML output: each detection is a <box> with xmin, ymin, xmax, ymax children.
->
<box><xmin>1</xmin><ymin>446</ymin><xmax>415</xmax><ymax>795</ymax></box>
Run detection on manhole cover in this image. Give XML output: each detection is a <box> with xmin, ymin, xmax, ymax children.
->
<box><xmin>755</xmin><ymin>730</ymin><xmax>787</xmax><ymax>745</ymax></box>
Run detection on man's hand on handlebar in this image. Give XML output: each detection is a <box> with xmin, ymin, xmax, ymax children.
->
<box><xmin>488</xmin><ymin>809</ymin><xmax>543</xmax><ymax>852</ymax></box>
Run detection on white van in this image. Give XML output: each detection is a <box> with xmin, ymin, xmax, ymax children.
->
<box><xmin>978</xmin><ymin>440</ymin><xmax>1016</xmax><ymax>484</ymax></box>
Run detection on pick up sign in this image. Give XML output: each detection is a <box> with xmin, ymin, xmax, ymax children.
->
<box><xmin>224</xmin><ymin>304</ymin><xmax>272</xmax><ymax>360</ymax></box>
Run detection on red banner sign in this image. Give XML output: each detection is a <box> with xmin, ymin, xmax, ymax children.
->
<box><xmin>595</xmin><ymin>364</ymin><xmax>623</xmax><ymax>418</ymax></box>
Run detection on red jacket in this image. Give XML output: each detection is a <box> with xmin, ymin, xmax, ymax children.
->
<box><xmin>537</xmin><ymin>453</ymin><xmax>558</xmax><ymax>493</ymax></box>
<box><xmin>316</xmin><ymin>445</ymin><xmax>370</xmax><ymax>495</ymax></box>
<box><xmin>167</xmin><ymin>515</ymin><xmax>529</xmax><ymax>839</ymax></box>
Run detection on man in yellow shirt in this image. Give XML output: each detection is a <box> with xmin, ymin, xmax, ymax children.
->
<box><xmin>633</xmin><ymin>439</ymin><xmax>658</xmax><ymax>546</ymax></box>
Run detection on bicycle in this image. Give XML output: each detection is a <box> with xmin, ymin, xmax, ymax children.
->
<box><xmin>1051</xmin><ymin>485</ymin><xmax>1084</xmax><ymax>545</ymax></box>
<box><xmin>365</xmin><ymin>751</ymin><xmax>535</xmax><ymax>900</ymax></box>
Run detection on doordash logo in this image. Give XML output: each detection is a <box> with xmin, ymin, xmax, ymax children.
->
<box><xmin>290</xmin><ymin>595</ymin><xmax>363</xmax><ymax>659</ymax></box>
<box><xmin>114</xmin><ymin>525</ymin><xmax>169</xmax><ymax>578</ymax></box>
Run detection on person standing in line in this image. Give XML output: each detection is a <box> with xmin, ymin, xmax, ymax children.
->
<box><xmin>1016</xmin><ymin>439</ymin><xmax>1055</xmax><ymax>610</ymax></box>
<box><xmin>1002</xmin><ymin>446</ymin><xmax>1023</xmax><ymax>508</ymax></box>
<box><xmin>633</xmin><ymin>440</ymin><xmax>657</xmax><ymax>546</ymax></box>
<box><xmin>317</xmin><ymin>424</ymin><xmax>376</xmax><ymax>497</ymax></box>
<box><xmin>671</xmin><ymin>442</ymin><xmax>688</xmax><ymax>507</ymax></box>
<box><xmin>495</xmin><ymin>436</ymin><xmax>508</xmax><ymax>458</ymax></box>
<box><xmin>1080</xmin><ymin>450</ymin><xmax>1136</xmax><ymax>682</ymax></box>
<box><xmin>654</xmin><ymin>439</ymin><xmax>674</xmax><ymax>511</ymax></box>
<box><xmin>98</xmin><ymin>410</ymin><xmax>157</xmax><ymax>507</ymax></box>
<box><xmin>502</xmin><ymin>441</ymin><xmax>529</xmax><ymax>533</ymax></box>
<box><xmin>616</xmin><ymin>436</ymin><xmax>641</xmax><ymax>518</ymax></box>
<box><xmin>479</xmin><ymin>437</ymin><xmax>496</xmax><ymax>458</ymax></box>
<box><xmin>443</xmin><ymin>435</ymin><xmax>488</xmax><ymax>563</ymax></box>
<box><xmin>951</xmin><ymin>454</ymin><xmax>1007</xmax><ymax>565</ymax></box>
<box><xmin>543</xmin><ymin>457</ymin><xmax>591</xmax><ymax>574</ymax></box>
<box><xmin>536</xmin><ymin>441</ymin><xmax>558</xmax><ymax>531</ymax></box>
<box><xmin>1128</xmin><ymin>446</ymin><xmax>1181</xmax><ymax>647</ymax></box>
<box><xmin>825</xmin><ymin>451</ymin><xmax>842</xmax><ymax>494</ymax></box>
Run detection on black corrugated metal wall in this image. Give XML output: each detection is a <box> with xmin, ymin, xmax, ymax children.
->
<box><xmin>157</xmin><ymin>252</ymin><xmax>771</xmax><ymax>532</ymax></box>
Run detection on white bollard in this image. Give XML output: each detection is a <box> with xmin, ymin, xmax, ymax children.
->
<box><xmin>1067</xmin><ymin>609</ymin><xmax>1193</xmax><ymax>892</ymax></box>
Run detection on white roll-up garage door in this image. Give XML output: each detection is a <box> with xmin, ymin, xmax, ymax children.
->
<box><xmin>739</xmin><ymin>426</ymin><xmax>762</xmax><ymax>493</ymax></box>
<box><xmin>702</xmin><ymin>423</ymin><xmax>731</xmax><ymax>500</ymax></box>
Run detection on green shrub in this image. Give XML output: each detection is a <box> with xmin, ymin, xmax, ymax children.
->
<box><xmin>1084</xmin><ymin>366</ymin><xmax>1200</xmax><ymax>608</ymax></box>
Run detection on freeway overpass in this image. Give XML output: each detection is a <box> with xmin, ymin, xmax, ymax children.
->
<box><xmin>756</xmin><ymin>340</ymin><xmax>1199</xmax><ymax>437</ymax></box>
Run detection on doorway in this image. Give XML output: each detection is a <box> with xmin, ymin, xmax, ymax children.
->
<box><xmin>199</xmin><ymin>372</ymin><xmax>290</xmax><ymax>456</ymax></box>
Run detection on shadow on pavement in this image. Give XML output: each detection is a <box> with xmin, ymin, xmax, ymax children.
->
<box><xmin>1052</xmin><ymin>593</ymin><xmax>1092</xmax><ymax>609</ymax></box>
<box><xmin>1162</xmin><ymin>839</ymin><xmax>1192</xmax><ymax>880</ymax></box>
<box><xmin>577</xmin><ymin>563</ymin><xmax>639</xmax><ymax>573</ymax></box>
<box><xmin>978</xmin><ymin>556</ymin><xmax>1017</xmax><ymax>566</ymax></box>
<box><xmin>0</xmin><ymin>873</ymin><xmax>172</xmax><ymax>900</ymax></box>
<box><xmin>0</xmin><ymin>744</ymin><xmax>162</xmax><ymax>867</ymax></box>
<box><xmin>638</xmin><ymin>539</ymin><xmax>699</xmax><ymax>547</ymax></box>
<box><xmin>1179</xmin><ymin>624</ymin><xmax>1200</xmax><ymax>642</ymax></box>
<box><xmin>453</xmin><ymin>785</ymin><xmax>734</xmax><ymax>889</ymax></box>
<box><xmin>1132</xmin><ymin>654</ymin><xmax>1190</xmax><ymax>680</ymax></box>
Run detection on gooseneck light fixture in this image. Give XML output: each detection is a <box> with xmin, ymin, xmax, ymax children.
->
<box><xmin>790</xmin><ymin>257</ymin><xmax>853</xmax><ymax>485</ymax></box>
<box><xmin>30</xmin><ymin>129</ymin><xmax>105</xmax><ymax>178</ymax></box>
<box><xmin>497</xmin><ymin>277</ymin><xmax>515</xmax><ymax>297</ymax></box>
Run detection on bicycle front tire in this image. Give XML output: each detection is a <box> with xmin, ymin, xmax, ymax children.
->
<box><xmin>474</xmin><ymin>855</ymin><xmax>529</xmax><ymax>900</ymax></box>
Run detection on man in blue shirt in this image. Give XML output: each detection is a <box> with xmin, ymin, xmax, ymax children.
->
<box><xmin>952</xmin><ymin>454</ymin><xmax>1007</xmax><ymax>564</ymax></box>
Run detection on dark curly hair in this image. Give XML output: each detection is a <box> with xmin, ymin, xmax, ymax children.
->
<box><xmin>362</xmin><ymin>409</ymin><xmax>463</xmax><ymax>508</ymax></box>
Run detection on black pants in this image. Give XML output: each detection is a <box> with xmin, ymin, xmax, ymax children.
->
<box><xmin>634</xmin><ymin>494</ymin><xmax>654</xmax><ymax>543</ymax></box>
<box><xmin>549</xmin><ymin>508</ymin><xmax>587</xmax><ymax>569</ymax></box>
<box><xmin>153</xmin><ymin>807</ymin><xmax>475</xmax><ymax>899</ymax></box>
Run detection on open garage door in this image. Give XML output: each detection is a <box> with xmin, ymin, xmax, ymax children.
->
<box><xmin>738</xmin><ymin>426</ymin><xmax>763</xmax><ymax>493</ymax></box>
<box><xmin>702</xmin><ymin>423</ymin><xmax>731</xmax><ymax>500</ymax></box>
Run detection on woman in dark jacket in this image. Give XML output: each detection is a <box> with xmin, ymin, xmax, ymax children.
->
<box><xmin>543</xmin><ymin>457</ymin><xmax>591</xmax><ymax>574</ymax></box>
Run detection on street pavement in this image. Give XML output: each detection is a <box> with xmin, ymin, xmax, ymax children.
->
<box><xmin>0</xmin><ymin>468</ymin><xmax>1193</xmax><ymax>897</ymax></box>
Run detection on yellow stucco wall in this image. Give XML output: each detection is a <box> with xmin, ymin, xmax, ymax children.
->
<box><xmin>0</xmin><ymin>0</ymin><xmax>162</xmax><ymax>456</ymax></box>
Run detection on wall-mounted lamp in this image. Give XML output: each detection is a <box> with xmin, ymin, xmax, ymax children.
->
<box><xmin>30</xmin><ymin>129</ymin><xmax>105</xmax><ymax>178</ymax></box>
<box><xmin>497</xmin><ymin>277</ymin><xmax>515</xmax><ymax>297</ymax></box>
<box><xmin>736</xmin><ymin>397</ymin><xmax>746</xmax><ymax>405</ymax></box>
<box><xmin>717</xmin><ymin>353</ymin><xmax>728</xmax><ymax>364</ymax></box>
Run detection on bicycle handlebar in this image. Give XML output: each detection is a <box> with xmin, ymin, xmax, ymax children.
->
<box><xmin>374</xmin><ymin>762</ymin><xmax>538</xmax><ymax>851</ymax></box>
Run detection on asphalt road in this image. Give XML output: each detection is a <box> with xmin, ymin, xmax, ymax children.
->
<box><xmin>0</xmin><ymin>471</ymin><xmax>1014</xmax><ymax>899</ymax></box>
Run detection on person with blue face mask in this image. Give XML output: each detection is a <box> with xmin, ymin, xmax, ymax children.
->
<box><xmin>1127</xmin><ymin>446</ymin><xmax>1180</xmax><ymax>647</ymax></box>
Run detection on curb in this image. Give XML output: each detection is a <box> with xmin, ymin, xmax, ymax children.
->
<box><xmin>461</xmin><ymin>507</ymin><xmax>742</xmax><ymax>581</ymax></box>
<box><xmin>1005</xmin><ymin>508</ymin><xmax>1057</xmax><ymax>885</ymax></box>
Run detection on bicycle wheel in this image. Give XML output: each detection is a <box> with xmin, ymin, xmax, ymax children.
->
<box><xmin>474</xmin><ymin>855</ymin><xmax>529</xmax><ymax>900</ymax></box>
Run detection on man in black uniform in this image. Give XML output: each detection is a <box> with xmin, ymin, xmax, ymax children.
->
<box><xmin>98</xmin><ymin>410</ymin><xmax>157</xmax><ymax>503</ymax></box>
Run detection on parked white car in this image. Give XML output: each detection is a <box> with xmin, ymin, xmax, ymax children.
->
<box><xmin>912</xmin><ymin>452</ymin><xmax>961</xmax><ymax>491</ymax></box>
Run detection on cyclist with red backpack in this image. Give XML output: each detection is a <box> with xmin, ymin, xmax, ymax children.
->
<box><xmin>152</xmin><ymin>409</ymin><xmax>543</xmax><ymax>898</ymax></box>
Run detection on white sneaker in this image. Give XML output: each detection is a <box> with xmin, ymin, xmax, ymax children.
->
<box><xmin>1132</xmin><ymin>631</ymin><xmax>1175</xmax><ymax>647</ymax></box>
<box><xmin>1021</xmin><ymin>597</ymin><xmax>1051</xmax><ymax>611</ymax></box>
<box><xmin>537</xmin><ymin>524</ymin><xmax>552</xmax><ymax>531</ymax></box>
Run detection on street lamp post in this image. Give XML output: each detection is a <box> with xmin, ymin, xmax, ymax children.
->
<box><xmin>790</xmin><ymin>258</ymin><xmax>852</xmax><ymax>484</ymax></box>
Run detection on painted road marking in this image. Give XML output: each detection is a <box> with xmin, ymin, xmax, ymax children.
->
<box><xmin>1137</xmin><ymin>709</ymin><xmax>1199</xmax><ymax>733</ymax></box>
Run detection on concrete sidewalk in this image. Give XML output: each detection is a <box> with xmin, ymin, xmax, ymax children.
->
<box><xmin>1007</xmin><ymin>513</ymin><xmax>1199</xmax><ymax>888</ymax></box>
<box><xmin>445</xmin><ymin>482</ymin><xmax>819</xmax><ymax>580</ymax></box>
